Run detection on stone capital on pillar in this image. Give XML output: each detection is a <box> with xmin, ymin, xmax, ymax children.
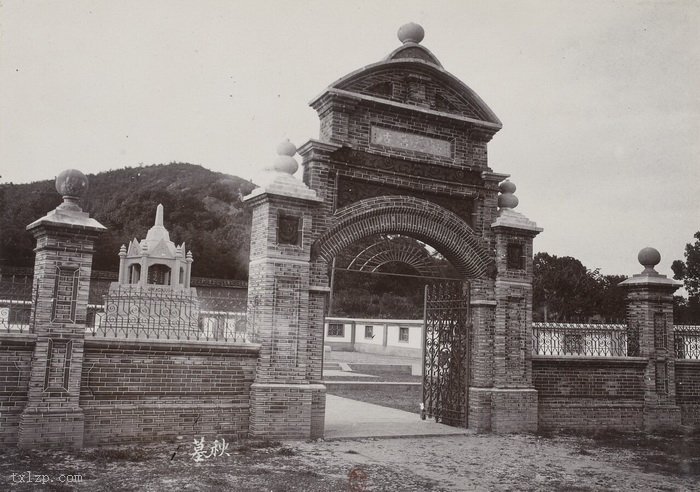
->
<box><xmin>619</xmin><ymin>247</ymin><xmax>682</xmax><ymax>431</ymax></box>
<box><xmin>297</xmin><ymin>139</ymin><xmax>342</xmax><ymax>164</ymax></box>
<box><xmin>19</xmin><ymin>169</ymin><xmax>105</xmax><ymax>449</ymax></box>
<box><xmin>619</xmin><ymin>247</ymin><xmax>682</xmax><ymax>294</ymax></box>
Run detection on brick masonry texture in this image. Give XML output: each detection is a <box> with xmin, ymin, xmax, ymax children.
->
<box><xmin>622</xmin><ymin>283</ymin><xmax>683</xmax><ymax>430</ymax></box>
<box><xmin>249</xmin><ymin>383</ymin><xmax>325</xmax><ymax>440</ymax></box>
<box><xmin>245</xmin><ymin>190</ymin><xmax>327</xmax><ymax>440</ymax></box>
<box><xmin>0</xmin><ymin>335</ymin><xmax>34</xmax><ymax>446</ymax></box>
<box><xmin>490</xmin><ymin>389</ymin><xmax>538</xmax><ymax>433</ymax></box>
<box><xmin>80</xmin><ymin>339</ymin><xmax>258</xmax><ymax>445</ymax></box>
<box><xmin>676</xmin><ymin>361</ymin><xmax>700</xmax><ymax>426</ymax></box>
<box><xmin>533</xmin><ymin>358</ymin><xmax>647</xmax><ymax>431</ymax></box>
<box><xmin>18</xmin><ymin>221</ymin><xmax>100</xmax><ymax>449</ymax></box>
<box><xmin>316</xmin><ymin>195</ymin><xmax>493</xmax><ymax>279</ymax></box>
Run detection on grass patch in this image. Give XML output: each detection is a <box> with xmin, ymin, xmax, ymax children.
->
<box><xmin>538</xmin><ymin>428</ymin><xmax>700</xmax><ymax>477</ymax></box>
<box><xmin>83</xmin><ymin>446</ymin><xmax>154</xmax><ymax>463</ymax></box>
<box><xmin>247</xmin><ymin>440</ymin><xmax>281</xmax><ymax>449</ymax></box>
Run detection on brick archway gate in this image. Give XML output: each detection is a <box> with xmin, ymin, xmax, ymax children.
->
<box><xmin>314</xmin><ymin>197</ymin><xmax>489</xmax><ymax>430</ymax></box>
<box><xmin>244</xmin><ymin>24</ymin><xmax>543</xmax><ymax>439</ymax></box>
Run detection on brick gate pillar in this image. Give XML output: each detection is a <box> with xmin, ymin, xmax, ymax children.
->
<box><xmin>468</xmin><ymin>277</ymin><xmax>497</xmax><ymax>432</ymax></box>
<box><xmin>620</xmin><ymin>247</ymin><xmax>682</xmax><ymax>431</ymax></box>
<box><xmin>244</xmin><ymin>142</ymin><xmax>325</xmax><ymax>440</ymax></box>
<box><xmin>18</xmin><ymin>170</ymin><xmax>105</xmax><ymax>449</ymax></box>
<box><xmin>488</xmin><ymin>180</ymin><xmax>542</xmax><ymax>433</ymax></box>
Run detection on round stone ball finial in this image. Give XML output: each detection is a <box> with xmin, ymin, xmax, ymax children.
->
<box><xmin>638</xmin><ymin>247</ymin><xmax>661</xmax><ymax>274</ymax></box>
<box><xmin>497</xmin><ymin>179</ymin><xmax>519</xmax><ymax>209</ymax></box>
<box><xmin>55</xmin><ymin>169</ymin><xmax>88</xmax><ymax>198</ymax></box>
<box><xmin>398</xmin><ymin>22</ymin><xmax>425</xmax><ymax>44</ymax></box>
<box><xmin>273</xmin><ymin>139</ymin><xmax>299</xmax><ymax>175</ymax></box>
<box><xmin>276</xmin><ymin>140</ymin><xmax>296</xmax><ymax>157</ymax></box>
<box><xmin>499</xmin><ymin>180</ymin><xmax>516</xmax><ymax>194</ymax></box>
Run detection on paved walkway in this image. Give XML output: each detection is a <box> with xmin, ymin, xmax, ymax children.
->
<box><xmin>322</xmin><ymin>369</ymin><xmax>377</xmax><ymax>378</ymax></box>
<box><xmin>326</xmin><ymin>351</ymin><xmax>420</xmax><ymax>366</ymax></box>
<box><xmin>324</xmin><ymin>394</ymin><xmax>468</xmax><ymax>440</ymax></box>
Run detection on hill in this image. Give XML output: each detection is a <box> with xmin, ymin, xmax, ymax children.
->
<box><xmin>0</xmin><ymin>163</ymin><xmax>256</xmax><ymax>279</ymax></box>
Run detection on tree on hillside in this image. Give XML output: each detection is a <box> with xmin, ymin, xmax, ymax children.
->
<box><xmin>672</xmin><ymin>231</ymin><xmax>700</xmax><ymax>324</ymax></box>
<box><xmin>0</xmin><ymin>163</ymin><xmax>255</xmax><ymax>279</ymax></box>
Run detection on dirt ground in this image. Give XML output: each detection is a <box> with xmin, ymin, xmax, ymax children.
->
<box><xmin>0</xmin><ymin>430</ymin><xmax>698</xmax><ymax>491</ymax></box>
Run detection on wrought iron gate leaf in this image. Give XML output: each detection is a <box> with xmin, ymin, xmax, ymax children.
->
<box><xmin>422</xmin><ymin>281</ymin><xmax>470</xmax><ymax>427</ymax></box>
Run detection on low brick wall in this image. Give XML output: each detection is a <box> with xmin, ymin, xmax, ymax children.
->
<box><xmin>80</xmin><ymin>338</ymin><xmax>259</xmax><ymax>445</ymax></box>
<box><xmin>0</xmin><ymin>335</ymin><xmax>34</xmax><ymax>446</ymax></box>
<box><xmin>676</xmin><ymin>360</ymin><xmax>700</xmax><ymax>427</ymax></box>
<box><xmin>533</xmin><ymin>357</ymin><xmax>647</xmax><ymax>431</ymax></box>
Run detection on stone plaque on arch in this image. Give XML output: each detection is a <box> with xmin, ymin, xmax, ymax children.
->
<box><xmin>370</xmin><ymin>126</ymin><xmax>453</xmax><ymax>158</ymax></box>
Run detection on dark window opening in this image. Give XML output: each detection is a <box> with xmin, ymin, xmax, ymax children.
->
<box><xmin>328</xmin><ymin>323</ymin><xmax>344</xmax><ymax>337</ymax></box>
<box><xmin>507</xmin><ymin>243</ymin><xmax>525</xmax><ymax>270</ymax></box>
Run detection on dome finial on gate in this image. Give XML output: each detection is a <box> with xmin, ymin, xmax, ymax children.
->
<box><xmin>637</xmin><ymin>247</ymin><xmax>661</xmax><ymax>275</ymax></box>
<box><xmin>492</xmin><ymin>179</ymin><xmax>542</xmax><ymax>233</ymax></box>
<box><xmin>242</xmin><ymin>139</ymin><xmax>322</xmax><ymax>203</ymax></box>
<box><xmin>497</xmin><ymin>180</ymin><xmax>518</xmax><ymax>209</ymax></box>
<box><xmin>398</xmin><ymin>22</ymin><xmax>425</xmax><ymax>44</ymax></box>
<box><xmin>273</xmin><ymin>139</ymin><xmax>299</xmax><ymax>175</ymax></box>
<box><xmin>618</xmin><ymin>247</ymin><xmax>681</xmax><ymax>288</ymax></box>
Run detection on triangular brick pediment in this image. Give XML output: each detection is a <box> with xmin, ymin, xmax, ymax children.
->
<box><xmin>336</xmin><ymin>65</ymin><xmax>492</xmax><ymax>121</ymax></box>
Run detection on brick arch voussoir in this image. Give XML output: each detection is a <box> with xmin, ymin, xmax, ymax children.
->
<box><xmin>316</xmin><ymin>197</ymin><xmax>492</xmax><ymax>278</ymax></box>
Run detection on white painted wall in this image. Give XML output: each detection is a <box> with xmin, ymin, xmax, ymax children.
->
<box><xmin>324</xmin><ymin>317</ymin><xmax>423</xmax><ymax>357</ymax></box>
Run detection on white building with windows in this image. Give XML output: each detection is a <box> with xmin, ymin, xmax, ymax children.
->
<box><xmin>324</xmin><ymin>317</ymin><xmax>423</xmax><ymax>357</ymax></box>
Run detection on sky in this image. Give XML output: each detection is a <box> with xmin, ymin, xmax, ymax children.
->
<box><xmin>1</xmin><ymin>0</ymin><xmax>698</xmax><ymax>280</ymax></box>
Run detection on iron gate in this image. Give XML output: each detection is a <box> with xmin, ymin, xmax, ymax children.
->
<box><xmin>421</xmin><ymin>281</ymin><xmax>470</xmax><ymax>427</ymax></box>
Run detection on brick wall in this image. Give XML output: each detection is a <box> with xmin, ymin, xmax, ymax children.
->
<box><xmin>0</xmin><ymin>335</ymin><xmax>34</xmax><ymax>446</ymax></box>
<box><xmin>676</xmin><ymin>360</ymin><xmax>700</xmax><ymax>427</ymax></box>
<box><xmin>533</xmin><ymin>357</ymin><xmax>647</xmax><ymax>431</ymax></box>
<box><xmin>80</xmin><ymin>338</ymin><xmax>258</xmax><ymax>445</ymax></box>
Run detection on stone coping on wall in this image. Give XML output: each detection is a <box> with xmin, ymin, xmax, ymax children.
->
<box><xmin>325</xmin><ymin>317</ymin><xmax>423</xmax><ymax>324</ymax></box>
<box><xmin>532</xmin><ymin>355</ymin><xmax>648</xmax><ymax>365</ymax></box>
<box><xmin>0</xmin><ymin>332</ymin><xmax>37</xmax><ymax>347</ymax></box>
<box><xmin>82</xmin><ymin>402</ymin><xmax>249</xmax><ymax>410</ymax></box>
<box><xmin>83</xmin><ymin>337</ymin><xmax>261</xmax><ymax>355</ymax></box>
<box><xmin>676</xmin><ymin>359</ymin><xmax>700</xmax><ymax>366</ymax></box>
<box><xmin>538</xmin><ymin>400</ymin><xmax>645</xmax><ymax>408</ymax></box>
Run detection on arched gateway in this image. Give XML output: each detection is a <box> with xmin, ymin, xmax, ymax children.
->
<box><xmin>244</xmin><ymin>23</ymin><xmax>542</xmax><ymax>439</ymax></box>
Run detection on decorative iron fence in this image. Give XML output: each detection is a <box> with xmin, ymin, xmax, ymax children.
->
<box><xmin>86</xmin><ymin>287</ymin><xmax>252</xmax><ymax>343</ymax></box>
<box><xmin>675</xmin><ymin>325</ymin><xmax>700</xmax><ymax>360</ymax></box>
<box><xmin>0</xmin><ymin>278</ymin><xmax>36</xmax><ymax>334</ymax></box>
<box><xmin>532</xmin><ymin>322</ymin><xmax>640</xmax><ymax>357</ymax></box>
